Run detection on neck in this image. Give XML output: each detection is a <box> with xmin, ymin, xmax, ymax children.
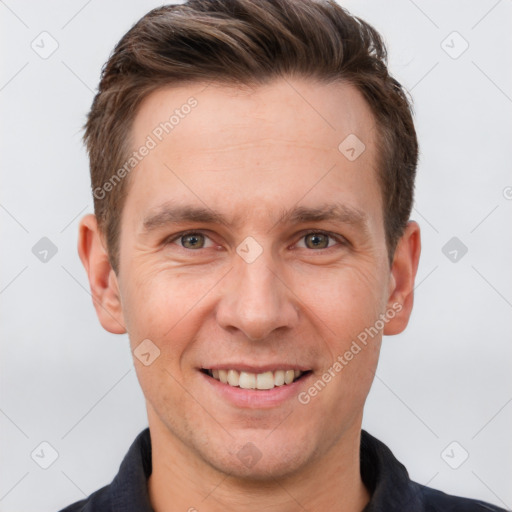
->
<box><xmin>147</xmin><ymin>416</ymin><xmax>370</xmax><ymax>512</ymax></box>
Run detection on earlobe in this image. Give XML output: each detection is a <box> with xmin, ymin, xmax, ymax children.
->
<box><xmin>383</xmin><ymin>221</ymin><xmax>421</xmax><ymax>336</ymax></box>
<box><xmin>77</xmin><ymin>214</ymin><xmax>127</xmax><ymax>335</ymax></box>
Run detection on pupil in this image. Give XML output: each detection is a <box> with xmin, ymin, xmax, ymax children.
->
<box><xmin>183</xmin><ymin>234</ymin><xmax>203</xmax><ymax>248</ymax></box>
<box><xmin>307</xmin><ymin>233</ymin><xmax>327</xmax><ymax>249</ymax></box>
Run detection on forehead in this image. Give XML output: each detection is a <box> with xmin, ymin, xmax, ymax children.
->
<box><xmin>124</xmin><ymin>77</ymin><xmax>382</xmax><ymax>233</ymax></box>
<box><xmin>133</xmin><ymin>78</ymin><xmax>378</xmax><ymax>158</ymax></box>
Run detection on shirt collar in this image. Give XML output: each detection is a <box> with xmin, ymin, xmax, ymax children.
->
<box><xmin>360</xmin><ymin>430</ymin><xmax>424</xmax><ymax>511</ymax></box>
<box><xmin>110</xmin><ymin>428</ymin><xmax>154</xmax><ymax>512</ymax></box>
<box><xmin>107</xmin><ymin>427</ymin><xmax>423</xmax><ymax>511</ymax></box>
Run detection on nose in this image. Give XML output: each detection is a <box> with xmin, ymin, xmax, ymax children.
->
<box><xmin>215</xmin><ymin>249</ymin><xmax>300</xmax><ymax>342</ymax></box>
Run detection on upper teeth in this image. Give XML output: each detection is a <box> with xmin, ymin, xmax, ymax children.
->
<box><xmin>208</xmin><ymin>369</ymin><xmax>303</xmax><ymax>390</ymax></box>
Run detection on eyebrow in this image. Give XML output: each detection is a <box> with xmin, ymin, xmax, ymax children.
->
<box><xmin>140</xmin><ymin>202</ymin><xmax>369</xmax><ymax>236</ymax></box>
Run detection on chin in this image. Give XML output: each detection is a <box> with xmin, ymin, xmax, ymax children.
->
<box><xmin>197</xmin><ymin>428</ymin><xmax>317</xmax><ymax>481</ymax></box>
<box><xmin>210</xmin><ymin>451</ymin><xmax>310</xmax><ymax>482</ymax></box>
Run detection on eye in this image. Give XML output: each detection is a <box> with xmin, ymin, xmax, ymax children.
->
<box><xmin>165</xmin><ymin>229</ymin><xmax>346</xmax><ymax>252</ymax></box>
<box><xmin>169</xmin><ymin>231</ymin><xmax>215</xmax><ymax>250</ymax></box>
<box><xmin>296</xmin><ymin>230</ymin><xmax>344</xmax><ymax>250</ymax></box>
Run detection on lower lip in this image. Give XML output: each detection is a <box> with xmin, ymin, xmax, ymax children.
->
<box><xmin>200</xmin><ymin>371</ymin><xmax>313</xmax><ymax>409</ymax></box>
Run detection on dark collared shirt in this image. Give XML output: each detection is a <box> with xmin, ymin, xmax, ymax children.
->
<box><xmin>58</xmin><ymin>428</ymin><xmax>506</xmax><ymax>512</ymax></box>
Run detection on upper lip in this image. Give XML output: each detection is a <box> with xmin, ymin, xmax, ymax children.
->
<box><xmin>201</xmin><ymin>364</ymin><xmax>312</xmax><ymax>373</ymax></box>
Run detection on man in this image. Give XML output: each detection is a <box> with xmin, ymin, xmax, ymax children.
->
<box><xmin>60</xmin><ymin>0</ymin><xmax>506</xmax><ymax>510</ymax></box>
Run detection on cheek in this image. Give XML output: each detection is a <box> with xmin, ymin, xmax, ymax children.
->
<box><xmin>296</xmin><ymin>336</ymin><xmax>381</xmax><ymax>445</ymax></box>
<box><xmin>121</xmin><ymin>263</ymin><xmax>202</xmax><ymax>338</ymax></box>
<box><xmin>296</xmin><ymin>262</ymin><xmax>385</xmax><ymax>401</ymax></box>
<box><xmin>299</xmin><ymin>262</ymin><xmax>386</xmax><ymax>338</ymax></box>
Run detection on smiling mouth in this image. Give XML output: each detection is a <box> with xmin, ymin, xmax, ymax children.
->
<box><xmin>201</xmin><ymin>368</ymin><xmax>312</xmax><ymax>390</ymax></box>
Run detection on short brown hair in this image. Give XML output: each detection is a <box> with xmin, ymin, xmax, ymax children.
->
<box><xmin>84</xmin><ymin>0</ymin><xmax>418</xmax><ymax>274</ymax></box>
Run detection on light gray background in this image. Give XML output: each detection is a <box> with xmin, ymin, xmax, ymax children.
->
<box><xmin>1</xmin><ymin>1</ymin><xmax>511</xmax><ymax>511</ymax></box>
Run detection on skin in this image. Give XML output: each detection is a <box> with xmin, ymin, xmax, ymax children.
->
<box><xmin>78</xmin><ymin>77</ymin><xmax>420</xmax><ymax>511</ymax></box>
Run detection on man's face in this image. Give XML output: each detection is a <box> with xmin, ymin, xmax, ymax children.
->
<box><xmin>102</xmin><ymin>78</ymin><xmax>402</xmax><ymax>478</ymax></box>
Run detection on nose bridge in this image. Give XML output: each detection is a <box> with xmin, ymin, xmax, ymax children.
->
<box><xmin>238</xmin><ymin>251</ymin><xmax>278</xmax><ymax>307</ymax></box>
<box><xmin>216</xmin><ymin>241</ymin><xmax>298</xmax><ymax>341</ymax></box>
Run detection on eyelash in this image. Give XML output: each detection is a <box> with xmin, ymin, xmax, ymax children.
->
<box><xmin>166</xmin><ymin>229</ymin><xmax>347</xmax><ymax>251</ymax></box>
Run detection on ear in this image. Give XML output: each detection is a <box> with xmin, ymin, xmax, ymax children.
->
<box><xmin>383</xmin><ymin>221</ymin><xmax>421</xmax><ymax>336</ymax></box>
<box><xmin>77</xmin><ymin>214</ymin><xmax>127</xmax><ymax>334</ymax></box>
